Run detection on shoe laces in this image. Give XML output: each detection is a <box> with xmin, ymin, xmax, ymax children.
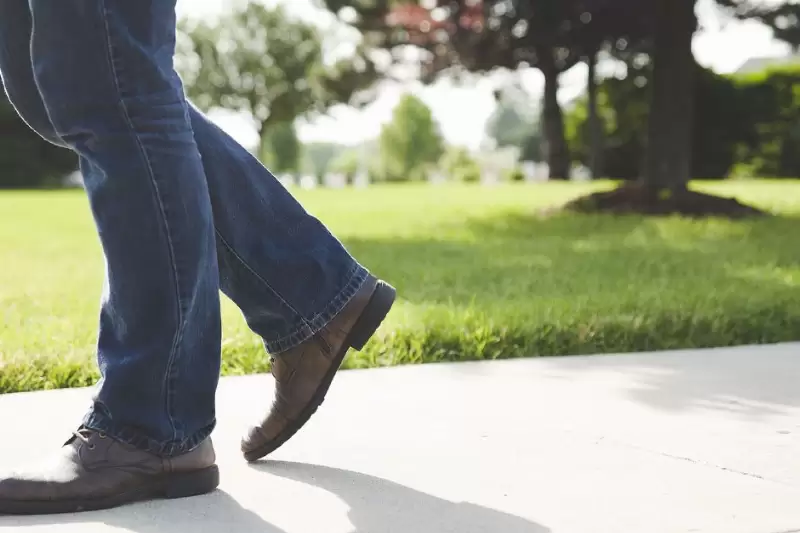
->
<box><xmin>72</xmin><ymin>428</ymin><xmax>106</xmax><ymax>448</ymax></box>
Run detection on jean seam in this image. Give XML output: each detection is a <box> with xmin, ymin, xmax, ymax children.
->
<box><xmin>215</xmin><ymin>228</ymin><xmax>367</xmax><ymax>354</ymax></box>
<box><xmin>264</xmin><ymin>264</ymin><xmax>368</xmax><ymax>353</ymax></box>
<box><xmin>214</xmin><ymin>229</ymin><xmax>312</xmax><ymax>329</ymax></box>
<box><xmin>98</xmin><ymin>1</ymin><xmax>184</xmax><ymax>442</ymax></box>
<box><xmin>304</xmin><ymin>263</ymin><xmax>367</xmax><ymax>327</ymax></box>
<box><xmin>84</xmin><ymin>410</ymin><xmax>213</xmax><ymax>457</ymax></box>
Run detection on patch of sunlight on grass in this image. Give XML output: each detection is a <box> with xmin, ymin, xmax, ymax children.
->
<box><xmin>1</xmin><ymin>180</ymin><xmax>799</xmax><ymax>392</ymax></box>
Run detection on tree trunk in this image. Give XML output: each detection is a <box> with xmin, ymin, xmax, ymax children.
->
<box><xmin>643</xmin><ymin>0</ymin><xmax>697</xmax><ymax>192</ymax></box>
<box><xmin>539</xmin><ymin>47</ymin><xmax>571</xmax><ymax>180</ymax></box>
<box><xmin>587</xmin><ymin>46</ymin><xmax>603</xmax><ymax>180</ymax></box>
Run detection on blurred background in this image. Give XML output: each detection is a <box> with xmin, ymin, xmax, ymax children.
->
<box><xmin>5</xmin><ymin>0</ymin><xmax>800</xmax><ymax>191</ymax></box>
<box><xmin>1</xmin><ymin>0</ymin><xmax>799</xmax><ymax>393</ymax></box>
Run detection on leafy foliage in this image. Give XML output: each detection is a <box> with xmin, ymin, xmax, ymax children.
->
<box><xmin>440</xmin><ymin>146</ymin><xmax>482</xmax><ymax>182</ymax></box>
<box><xmin>177</xmin><ymin>3</ymin><xmax>379</xmax><ymax>157</ymax></box>
<box><xmin>319</xmin><ymin>0</ymin><xmax>614</xmax><ymax>179</ymax></box>
<box><xmin>566</xmin><ymin>61</ymin><xmax>800</xmax><ymax>179</ymax></box>
<box><xmin>732</xmin><ymin>65</ymin><xmax>800</xmax><ymax>177</ymax></box>
<box><xmin>378</xmin><ymin>94</ymin><xmax>444</xmax><ymax>182</ymax></box>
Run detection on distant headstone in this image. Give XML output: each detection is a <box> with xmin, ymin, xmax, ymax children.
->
<box><xmin>324</xmin><ymin>173</ymin><xmax>347</xmax><ymax>189</ymax></box>
<box><xmin>353</xmin><ymin>172</ymin><xmax>370</xmax><ymax>188</ymax></box>
<box><xmin>482</xmin><ymin>169</ymin><xmax>500</xmax><ymax>186</ymax></box>
<box><xmin>572</xmin><ymin>165</ymin><xmax>591</xmax><ymax>182</ymax></box>
<box><xmin>534</xmin><ymin>163</ymin><xmax>550</xmax><ymax>182</ymax></box>
<box><xmin>522</xmin><ymin>162</ymin><xmax>537</xmax><ymax>183</ymax></box>
<box><xmin>278</xmin><ymin>174</ymin><xmax>295</xmax><ymax>189</ymax></box>
<box><xmin>429</xmin><ymin>171</ymin><xmax>448</xmax><ymax>185</ymax></box>
<box><xmin>299</xmin><ymin>175</ymin><xmax>317</xmax><ymax>190</ymax></box>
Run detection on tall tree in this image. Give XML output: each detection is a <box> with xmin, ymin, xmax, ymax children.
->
<box><xmin>604</xmin><ymin>0</ymin><xmax>798</xmax><ymax>193</ymax></box>
<box><xmin>323</xmin><ymin>0</ymin><xmax>796</xmax><ymax>210</ymax></box>
<box><xmin>177</xmin><ymin>3</ymin><xmax>379</xmax><ymax>160</ymax></box>
<box><xmin>562</xmin><ymin>0</ymin><xmax>794</xmax><ymax>215</ymax></box>
<box><xmin>261</xmin><ymin>121</ymin><xmax>302</xmax><ymax>174</ymax></box>
<box><xmin>320</xmin><ymin>0</ymin><xmax>589</xmax><ymax>179</ymax></box>
<box><xmin>379</xmin><ymin>93</ymin><xmax>444</xmax><ymax>182</ymax></box>
<box><xmin>642</xmin><ymin>0</ymin><xmax>697</xmax><ymax>193</ymax></box>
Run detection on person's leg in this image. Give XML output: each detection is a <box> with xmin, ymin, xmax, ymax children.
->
<box><xmin>187</xmin><ymin>108</ymin><xmax>369</xmax><ymax>349</ymax></box>
<box><xmin>1</xmin><ymin>0</ymin><xmax>394</xmax><ymax>466</ymax></box>
<box><xmin>0</xmin><ymin>0</ymin><xmax>65</xmax><ymax>148</ymax></box>
<box><xmin>0</xmin><ymin>0</ymin><xmax>220</xmax><ymax>514</ymax></box>
<box><xmin>189</xmin><ymin>107</ymin><xmax>401</xmax><ymax>460</ymax></box>
<box><xmin>185</xmin><ymin>110</ymin><xmax>396</xmax><ymax>461</ymax></box>
<box><xmin>1</xmin><ymin>0</ymin><xmax>380</xmax><ymax>357</ymax></box>
<box><xmin>27</xmin><ymin>0</ymin><xmax>221</xmax><ymax>455</ymax></box>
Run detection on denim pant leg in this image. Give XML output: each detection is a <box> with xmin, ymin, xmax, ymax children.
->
<box><xmin>24</xmin><ymin>0</ymin><xmax>222</xmax><ymax>456</ymax></box>
<box><xmin>2</xmin><ymin>0</ymin><xmax>368</xmax><ymax>455</ymax></box>
<box><xmin>187</xmin><ymin>108</ymin><xmax>369</xmax><ymax>355</ymax></box>
<box><xmin>0</xmin><ymin>1</ymin><xmax>65</xmax><ymax>149</ymax></box>
<box><xmin>0</xmin><ymin>1</ymin><xmax>365</xmax><ymax>357</ymax></box>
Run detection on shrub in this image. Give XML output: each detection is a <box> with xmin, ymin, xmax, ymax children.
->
<box><xmin>565</xmin><ymin>62</ymin><xmax>800</xmax><ymax>179</ymax></box>
<box><xmin>504</xmin><ymin>167</ymin><xmax>526</xmax><ymax>182</ymax></box>
<box><xmin>440</xmin><ymin>146</ymin><xmax>482</xmax><ymax>183</ymax></box>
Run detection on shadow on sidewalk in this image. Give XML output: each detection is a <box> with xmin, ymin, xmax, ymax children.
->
<box><xmin>252</xmin><ymin>460</ymin><xmax>548</xmax><ymax>533</ymax></box>
<box><xmin>0</xmin><ymin>462</ymin><xmax>547</xmax><ymax>533</ymax></box>
<box><xmin>0</xmin><ymin>490</ymin><xmax>284</xmax><ymax>533</ymax></box>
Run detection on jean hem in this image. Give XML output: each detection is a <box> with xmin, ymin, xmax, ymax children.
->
<box><xmin>263</xmin><ymin>263</ymin><xmax>370</xmax><ymax>354</ymax></box>
<box><xmin>83</xmin><ymin>411</ymin><xmax>215</xmax><ymax>458</ymax></box>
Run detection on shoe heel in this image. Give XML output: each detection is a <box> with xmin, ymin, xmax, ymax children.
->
<box><xmin>348</xmin><ymin>281</ymin><xmax>396</xmax><ymax>351</ymax></box>
<box><xmin>163</xmin><ymin>465</ymin><xmax>220</xmax><ymax>499</ymax></box>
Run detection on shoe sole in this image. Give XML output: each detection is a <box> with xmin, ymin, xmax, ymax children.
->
<box><xmin>244</xmin><ymin>279</ymin><xmax>396</xmax><ymax>462</ymax></box>
<box><xmin>0</xmin><ymin>465</ymin><xmax>219</xmax><ymax>515</ymax></box>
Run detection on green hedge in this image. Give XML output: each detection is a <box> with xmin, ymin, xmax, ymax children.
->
<box><xmin>732</xmin><ymin>66</ymin><xmax>800</xmax><ymax>178</ymax></box>
<box><xmin>566</xmin><ymin>63</ymin><xmax>800</xmax><ymax>179</ymax></box>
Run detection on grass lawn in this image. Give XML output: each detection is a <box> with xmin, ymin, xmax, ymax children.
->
<box><xmin>1</xmin><ymin>180</ymin><xmax>799</xmax><ymax>393</ymax></box>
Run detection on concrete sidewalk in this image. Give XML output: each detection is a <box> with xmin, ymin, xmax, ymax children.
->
<box><xmin>0</xmin><ymin>343</ymin><xmax>798</xmax><ymax>533</ymax></box>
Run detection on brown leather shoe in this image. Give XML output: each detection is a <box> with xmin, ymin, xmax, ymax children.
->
<box><xmin>241</xmin><ymin>275</ymin><xmax>396</xmax><ymax>462</ymax></box>
<box><xmin>0</xmin><ymin>428</ymin><xmax>219</xmax><ymax>515</ymax></box>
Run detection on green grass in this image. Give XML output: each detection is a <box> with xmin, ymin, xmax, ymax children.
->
<box><xmin>1</xmin><ymin>180</ymin><xmax>799</xmax><ymax>393</ymax></box>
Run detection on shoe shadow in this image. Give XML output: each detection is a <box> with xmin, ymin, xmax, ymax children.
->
<box><xmin>0</xmin><ymin>490</ymin><xmax>284</xmax><ymax>533</ymax></box>
<box><xmin>252</xmin><ymin>460</ymin><xmax>549</xmax><ymax>533</ymax></box>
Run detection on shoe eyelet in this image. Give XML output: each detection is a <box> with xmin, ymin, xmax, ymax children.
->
<box><xmin>88</xmin><ymin>444</ymin><xmax>96</xmax><ymax>450</ymax></box>
<box><xmin>98</xmin><ymin>432</ymin><xmax>107</xmax><ymax>439</ymax></box>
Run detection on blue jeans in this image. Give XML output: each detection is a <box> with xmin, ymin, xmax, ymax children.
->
<box><xmin>0</xmin><ymin>0</ymin><xmax>368</xmax><ymax>456</ymax></box>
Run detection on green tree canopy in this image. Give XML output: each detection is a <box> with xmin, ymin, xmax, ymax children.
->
<box><xmin>320</xmin><ymin>0</ymin><xmax>593</xmax><ymax>179</ymax></box>
<box><xmin>177</xmin><ymin>3</ymin><xmax>379</xmax><ymax>159</ymax></box>
<box><xmin>582</xmin><ymin>0</ymin><xmax>798</xmax><ymax>191</ymax></box>
<box><xmin>440</xmin><ymin>145</ymin><xmax>481</xmax><ymax>182</ymax></box>
<box><xmin>378</xmin><ymin>93</ymin><xmax>445</xmax><ymax>182</ymax></box>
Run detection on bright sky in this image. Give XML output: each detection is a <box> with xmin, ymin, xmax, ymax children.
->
<box><xmin>175</xmin><ymin>0</ymin><xmax>792</xmax><ymax>150</ymax></box>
